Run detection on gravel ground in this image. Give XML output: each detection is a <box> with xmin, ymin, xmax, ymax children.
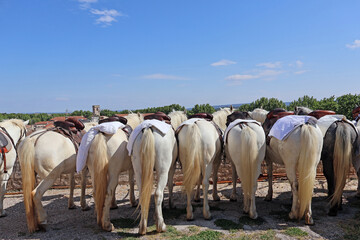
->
<box><xmin>1</xmin><ymin>178</ymin><xmax>359</xmax><ymax>240</ymax></box>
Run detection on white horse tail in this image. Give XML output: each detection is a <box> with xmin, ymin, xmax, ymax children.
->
<box><xmin>297</xmin><ymin>124</ymin><xmax>319</xmax><ymax>219</ymax></box>
<box><xmin>19</xmin><ymin>137</ymin><xmax>37</xmax><ymax>233</ymax></box>
<box><xmin>139</xmin><ymin>128</ymin><xmax>156</xmax><ymax>222</ymax></box>
<box><xmin>92</xmin><ymin>133</ymin><xmax>109</xmax><ymax>226</ymax></box>
<box><xmin>182</xmin><ymin>124</ymin><xmax>202</xmax><ymax>196</ymax></box>
<box><xmin>331</xmin><ymin>123</ymin><xmax>352</xmax><ymax>207</ymax></box>
<box><xmin>238</xmin><ymin>127</ymin><xmax>258</xmax><ymax>200</ymax></box>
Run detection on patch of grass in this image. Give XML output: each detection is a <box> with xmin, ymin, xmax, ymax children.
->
<box><xmin>162</xmin><ymin>225</ymin><xmax>184</xmax><ymax>238</ymax></box>
<box><xmin>283</xmin><ymin>227</ymin><xmax>308</xmax><ymax>237</ymax></box>
<box><xmin>112</xmin><ymin>217</ymin><xmax>139</xmax><ymax>229</ymax></box>
<box><xmin>214</xmin><ymin>219</ymin><xmax>242</xmax><ymax>231</ymax></box>
<box><xmin>180</xmin><ymin>230</ymin><xmax>223</xmax><ymax>240</ymax></box>
<box><xmin>238</xmin><ymin>216</ymin><xmax>265</xmax><ymax>226</ymax></box>
<box><xmin>260</xmin><ymin>230</ymin><xmax>277</xmax><ymax>240</ymax></box>
<box><xmin>188</xmin><ymin>226</ymin><xmax>201</xmax><ymax>233</ymax></box>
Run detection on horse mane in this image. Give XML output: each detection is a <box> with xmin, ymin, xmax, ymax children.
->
<box><xmin>213</xmin><ymin>108</ymin><xmax>233</xmax><ymax>131</ymax></box>
<box><xmin>126</xmin><ymin>112</ymin><xmax>144</xmax><ymax>129</ymax></box>
<box><xmin>248</xmin><ymin>108</ymin><xmax>269</xmax><ymax>124</ymax></box>
<box><xmin>168</xmin><ymin>110</ymin><xmax>187</xmax><ymax>129</ymax></box>
<box><xmin>0</xmin><ymin>119</ymin><xmax>26</xmax><ymax>130</ymax></box>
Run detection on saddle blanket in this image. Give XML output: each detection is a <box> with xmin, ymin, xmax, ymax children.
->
<box><xmin>177</xmin><ymin>118</ymin><xmax>206</xmax><ymax>130</ymax></box>
<box><xmin>76</xmin><ymin>122</ymin><xmax>125</xmax><ymax>173</ymax></box>
<box><xmin>317</xmin><ymin>115</ymin><xmax>355</xmax><ymax>137</ymax></box>
<box><xmin>269</xmin><ymin>115</ymin><xmax>315</xmax><ymax>141</ymax></box>
<box><xmin>224</xmin><ymin>119</ymin><xmax>261</xmax><ymax>144</ymax></box>
<box><xmin>127</xmin><ymin>119</ymin><xmax>172</xmax><ymax>156</ymax></box>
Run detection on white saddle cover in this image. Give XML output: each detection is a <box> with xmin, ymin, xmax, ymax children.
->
<box><xmin>76</xmin><ymin>122</ymin><xmax>125</xmax><ymax>173</ymax></box>
<box><xmin>224</xmin><ymin>119</ymin><xmax>261</xmax><ymax>144</ymax></box>
<box><xmin>269</xmin><ymin>115</ymin><xmax>315</xmax><ymax>141</ymax></box>
<box><xmin>127</xmin><ymin>119</ymin><xmax>172</xmax><ymax>156</ymax></box>
<box><xmin>317</xmin><ymin>115</ymin><xmax>355</xmax><ymax>137</ymax></box>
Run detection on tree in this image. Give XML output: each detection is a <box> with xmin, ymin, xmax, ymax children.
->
<box><xmin>287</xmin><ymin>95</ymin><xmax>319</xmax><ymax>111</ymax></box>
<box><xmin>188</xmin><ymin>104</ymin><xmax>215</xmax><ymax>115</ymax></box>
<box><xmin>336</xmin><ymin>94</ymin><xmax>360</xmax><ymax>119</ymax></box>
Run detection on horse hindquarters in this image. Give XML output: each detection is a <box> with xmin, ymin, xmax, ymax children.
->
<box><xmin>330</xmin><ymin>123</ymin><xmax>353</xmax><ymax>214</ymax></box>
<box><xmin>18</xmin><ymin>138</ymin><xmax>37</xmax><ymax>233</ymax></box>
<box><xmin>138</xmin><ymin>128</ymin><xmax>156</xmax><ymax>235</ymax></box>
<box><xmin>297</xmin><ymin>125</ymin><xmax>322</xmax><ymax>225</ymax></box>
<box><xmin>90</xmin><ymin>133</ymin><xmax>109</xmax><ymax>228</ymax></box>
<box><xmin>179</xmin><ymin>124</ymin><xmax>202</xmax><ymax>220</ymax></box>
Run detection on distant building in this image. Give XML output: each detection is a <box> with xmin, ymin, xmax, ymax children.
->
<box><xmin>92</xmin><ymin>105</ymin><xmax>100</xmax><ymax>122</ymax></box>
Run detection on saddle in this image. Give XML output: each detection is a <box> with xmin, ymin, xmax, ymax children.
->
<box><xmin>352</xmin><ymin>106</ymin><xmax>360</xmax><ymax>120</ymax></box>
<box><xmin>226</xmin><ymin>111</ymin><xmax>252</xmax><ymax>127</ymax></box>
<box><xmin>98</xmin><ymin>116</ymin><xmax>132</xmax><ymax>138</ymax></box>
<box><xmin>54</xmin><ymin>117</ymin><xmax>85</xmax><ymax>133</ymax></box>
<box><xmin>308</xmin><ymin>110</ymin><xmax>336</xmax><ymax>119</ymax></box>
<box><xmin>267</xmin><ymin>108</ymin><xmax>294</xmax><ymax>120</ymax></box>
<box><xmin>188</xmin><ymin>113</ymin><xmax>213</xmax><ymax>121</ymax></box>
<box><xmin>0</xmin><ymin>132</ymin><xmax>9</xmax><ymax>150</ymax></box>
<box><xmin>144</xmin><ymin>112</ymin><xmax>171</xmax><ymax>125</ymax></box>
<box><xmin>99</xmin><ymin>116</ymin><xmax>128</xmax><ymax>125</ymax></box>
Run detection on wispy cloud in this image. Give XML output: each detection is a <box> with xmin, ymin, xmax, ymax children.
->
<box><xmin>225</xmin><ymin>74</ymin><xmax>258</xmax><ymax>85</ymax></box>
<box><xmin>211</xmin><ymin>59</ymin><xmax>236</xmax><ymax>67</ymax></box>
<box><xmin>90</xmin><ymin>9</ymin><xmax>124</xmax><ymax>26</ymax></box>
<box><xmin>256</xmin><ymin>61</ymin><xmax>282</xmax><ymax>68</ymax></box>
<box><xmin>142</xmin><ymin>73</ymin><xmax>190</xmax><ymax>81</ymax></box>
<box><xmin>346</xmin><ymin>39</ymin><xmax>360</xmax><ymax>49</ymax></box>
<box><xmin>295</xmin><ymin>60</ymin><xmax>303</xmax><ymax>68</ymax></box>
<box><xmin>78</xmin><ymin>0</ymin><xmax>97</xmax><ymax>9</ymax></box>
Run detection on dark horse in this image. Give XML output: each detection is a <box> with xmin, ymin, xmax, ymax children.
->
<box><xmin>322</xmin><ymin>119</ymin><xmax>358</xmax><ymax>216</ymax></box>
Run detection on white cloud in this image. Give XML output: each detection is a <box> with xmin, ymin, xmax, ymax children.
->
<box><xmin>258</xmin><ymin>69</ymin><xmax>283</xmax><ymax>77</ymax></box>
<box><xmin>295</xmin><ymin>60</ymin><xmax>303</xmax><ymax>68</ymax></box>
<box><xmin>78</xmin><ymin>0</ymin><xmax>97</xmax><ymax>9</ymax></box>
<box><xmin>346</xmin><ymin>39</ymin><xmax>360</xmax><ymax>49</ymax></box>
<box><xmin>90</xmin><ymin>9</ymin><xmax>124</xmax><ymax>26</ymax></box>
<box><xmin>256</xmin><ymin>61</ymin><xmax>282</xmax><ymax>68</ymax></box>
<box><xmin>211</xmin><ymin>59</ymin><xmax>236</xmax><ymax>67</ymax></box>
<box><xmin>225</xmin><ymin>74</ymin><xmax>258</xmax><ymax>85</ymax></box>
<box><xmin>142</xmin><ymin>73</ymin><xmax>189</xmax><ymax>81</ymax></box>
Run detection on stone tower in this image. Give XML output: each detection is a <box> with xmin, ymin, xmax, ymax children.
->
<box><xmin>92</xmin><ymin>105</ymin><xmax>100</xmax><ymax>122</ymax></box>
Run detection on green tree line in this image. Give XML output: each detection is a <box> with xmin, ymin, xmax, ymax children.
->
<box><xmin>1</xmin><ymin>94</ymin><xmax>360</xmax><ymax>123</ymax></box>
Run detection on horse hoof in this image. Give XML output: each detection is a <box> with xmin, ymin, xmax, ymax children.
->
<box><xmin>38</xmin><ymin>224</ymin><xmax>47</xmax><ymax>232</ymax></box>
<box><xmin>213</xmin><ymin>195</ymin><xmax>220</xmax><ymax>201</ymax></box>
<box><xmin>264</xmin><ymin>196</ymin><xmax>272</xmax><ymax>202</ymax></box>
<box><xmin>204</xmin><ymin>215</ymin><xmax>212</xmax><ymax>221</ymax></box>
<box><xmin>0</xmin><ymin>212</ymin><xmax>7</xmax><ymax>218</ymax></box>
<box><xmin>68</xmin><ymin>204</ymin><xmax>76</xmax><ymax>210</ymax></box>
<box><xmin>104</xmin><ymin>223</ymin><xmax>114</xmax><ymax>232</ymax></box>
<box><xmin>81</xmin><ymin>205</ymin><xmax>91</xmax><ymax>211</ymax></box>
<box><xmin>230</xmin><ymin>194</ymin><xmax>237</xmax><ymax>202</ymax></box>
<box><xmin>110</xmin><ymin>205</ymin><xmax>118</xmax><ymax>210</ymax></box>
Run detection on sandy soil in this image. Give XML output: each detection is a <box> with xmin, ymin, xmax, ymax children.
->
<box><xmin>1</xmin><ymin>178</ymin><xmax>359</xmax><ymax>240</ymax></box>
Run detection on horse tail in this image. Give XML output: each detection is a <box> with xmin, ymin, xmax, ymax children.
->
<box><xmin>238</xmin><ymin>126</ymin><xmax>259</xmax><ymax>201</ymax></box>
<box><xmin>182</xmin><ymin>124</ymin><xmax>202</xmax><ymax>196</ymax></box>
<box><xmin>19</xmin><ymin>137</ymin><xmax>37</xmax><ymax>233</ymax></box>
<box><xmin>330</xmin><ymin>123</ymin><xmax>352</xmax><ymax>207</ymax></box>
<box><xmin>92</xmin><ymin>133</ymin><xmax>109</xmax><ymax>226</ymax></box>
<box><xmin>139</xmin><ymin>128</ymin><xmax>156</xmax><ymax>222</ymax></box>
<box><xmin>297</xmin><ymin>124</ymin><xmax>320</xmax><ymax>219</ymax></box>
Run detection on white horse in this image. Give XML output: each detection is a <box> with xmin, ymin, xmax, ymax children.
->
<box><xmin>263</xmin><ymin>114</ymin><xmax>323</xmax><ymax>225</ymax></box>
<box><xmin>0</xmin><ymin>119</ymin><xmax>28</xmax><ymax>217</ymax></box>
<box><xmin>248</xmin><ymin>108</ymin><xmax>269</xmax><ymax>124</ymax></box>
<box><xmin>212</xmin><ymin>107</ymin><xmax>233</xmax><ymax>131</ymax></box>
<box><xmin>225</xmin><ymin>115</ymin><xmax>266</xmax><ymax>219</ymax></box>
<box><xmin>131</xmin><ymin>120</ymin><xmax>177</xmax><ymax>235</ymax></box>
<box><xmin>19</xmin><ymin>121</ymin><xmax>94</xmax><ymax>233</ymax></box>
<box><xmin>178</xmin><ymin>119</ymin><xmax>222</xmax><ymax>220</ymax></box>
<box><xmin>167</xmin><ymin>110</ymin><xmax>187</xmax><ymax>208</ymax></box>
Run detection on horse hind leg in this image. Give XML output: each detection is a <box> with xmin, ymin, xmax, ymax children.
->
<box><xmin>167</xmin><ymin>161</ymin><xmax>176</xmax><ymax>209</ymax></box>
<box><xmin>101</xmin><ymin>174</ymin><xmax>118</xmax><ymax>231</ymax></box>
<box><xmin>129</xmin><ymin>168</ymin><xmax>137</xmax><ymax>207</ymax></box>
<box><xmin>264</xmin><ymin>159</ymin><xmax>273</xmax><ymax>201</ymax></box>
<box><xmin>0</xmin><ymin>176</ymin><xmax>8</xmax><ymax>217</ymax></box>
<box><xmin>202</xmin><ymin>164</ymin><xmax>212</xmax><ymax>220</ymax></box>
<box><xmin>194</xmin><ymin>177</ymin><xmax>201</xmax><ymax>202</ymax></box>
<box><xmin>155</xmin><ymin>171</ymin><xmax>168</xmax><ymax>233</ymax></box>
<box><xmin>68</xmin><ymin>172</ymin><xmax>76</xmax><ymax>209</ymax></box>
<box><xmin>80</xmin><ymin>167</ymin><xmax>91</xmax><ymax>211</ymax></box>
<box><xmin>286</xmin><ymin>167</ymin><xmax>299</xmax><ymax>220</ymax></box>
<box><xmin>212</xmin><ymin>154</ymin><xmax>221</xmax><ymax>201</ymax></box>
<box><xmin>230</xmin><ymin>161</ymin><xmax>238</xmax><ymax>201</ymax></box>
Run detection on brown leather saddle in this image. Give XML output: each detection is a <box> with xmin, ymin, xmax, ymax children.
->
<box><xmin>144</xmin><ymin>112</ymin><xmax>171</xmax><ymax>125</ymax></box>
<box><xmin>353</xmin><ymin>106</ymin><xmax>360</xmax><ymax>120</ymax></box>
<box><xmin>53</xmin><ymin>117</ymin><xmax>85</xmax><ymax>133</ymax></box>
<box><xmin>188</xmin><ymin>113</ymin><xmax>213</xmax><ymax>121</ymax></box>
<box><xmin>226</xmin><ymin>111</ymin><xmax>252</xmax><ymax>127</ymax></box>
<box><xmin>99</xmin><ymin>116</ymin><xmax>128</xmax><ymax>125</ymax></box>
<box><xmin>308</xmin><ymin>110</ymin><xmax>336</xmax><ymax>119</ymax></box>
<box><xmin>99</xmin><ymin>116</ymin><xmax>132</xmax><ymax>138</ymax></box>
<box><xmin>0</xmin><ymin>128</ymin><xmax>15</xmax><ymax>173</ymax></box>
<box><xmin>264</xmin><ymin>109</ymin><xmax>295</xmax><ymax>145</ymax></box>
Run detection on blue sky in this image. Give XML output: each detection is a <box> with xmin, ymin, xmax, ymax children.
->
<box><xmin>1</xmin><ymin>0</ymin><xmax>359</xmax><ymax>113</ymax></box>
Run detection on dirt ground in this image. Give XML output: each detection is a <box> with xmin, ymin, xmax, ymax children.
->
<box><xmin>1</xmin><ymin>177</ymin><xmax>360</xmax><ymax>240</ymax></box>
